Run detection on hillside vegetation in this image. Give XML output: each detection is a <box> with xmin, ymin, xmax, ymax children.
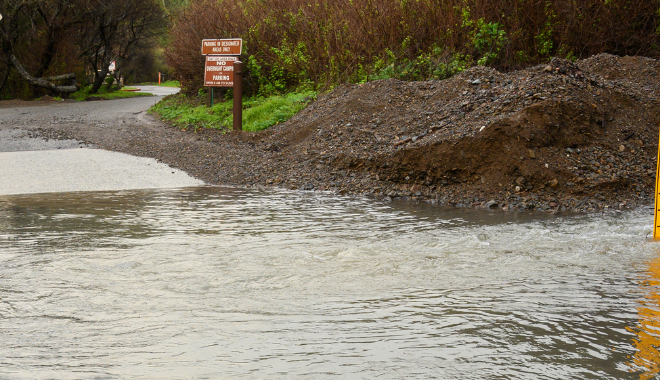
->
<box><xmin>167</xmin><ymin>0</ymin><xmax>660</xmax><ymax>96</ymax></box>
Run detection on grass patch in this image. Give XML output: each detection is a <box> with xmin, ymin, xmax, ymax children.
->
<box><xmin>150</xmin><ymin>90</ymin><xmax>316</xmax><ymax>132</ymax></box>
<box><xmin>137</xmin><ymin>80</ymin><xmax>181</xmax><ymax>87</ymax></box>
<box><xmin>70</xmin><ymin>85</ymin><xmax>153</xmax><ymax>101</ymax></box>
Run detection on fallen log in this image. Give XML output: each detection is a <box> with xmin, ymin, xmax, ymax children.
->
<box><xmin>9</xmin><ymin>54</ymin><xmax>79</xmax><ymax>93</ymax></box>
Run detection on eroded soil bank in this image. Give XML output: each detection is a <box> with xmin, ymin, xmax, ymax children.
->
<box><xmin>231</xmin><ymin>53</ymin><xmax>660</xmax><ymax>213</ymax></box>
<box><xmin>3</xmin><ymin>53</ymin><xmax>658</xmax><ymax>213</ymax></box>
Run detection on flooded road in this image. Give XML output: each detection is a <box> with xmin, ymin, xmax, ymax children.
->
<box><xmin>0</xmin><ymin>186</ymin><xmax>658</xmax><ymax>379</ymax></box>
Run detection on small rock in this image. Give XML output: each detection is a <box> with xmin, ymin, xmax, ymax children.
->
<box><xmin>549</xmin><ymin>179</ymin><xmax>558</xmax><ymax>187</ymax></box>
<box><xmin>485</xmin><ymin>200</ymin><xmax>498</xmax><ymax>208</ymax></box>
<box><xmin>471</xmin><ymin>79</ymin><xmax>482</xmax><ymax>85</ymax></box>
<box><xmin>619</xmin><ymin>145</ymin><xmax>625</xmax><ymax>152</ymax></box>
<box><xmin>544</xmin><ymin>65</ymin><xmax>553</xmax><ymax>72</ymax></box>
<box><xmin>528</xmin><ymin>149</ymin><xmax>536</xmax><ymax>159</ymax></box>
<box><xmin>515</xmin><ymin>186</ymin><xmax>521</xmax><ymax>192</ymax></box>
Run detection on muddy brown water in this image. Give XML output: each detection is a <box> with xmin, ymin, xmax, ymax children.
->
<box><xmin>0</xmin><ymin>186</ymin><xmax>659</xmax><ymax>379</ymax></box>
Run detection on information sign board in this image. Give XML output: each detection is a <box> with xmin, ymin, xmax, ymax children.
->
<box><xmin>204</xmin><ymin>56</ymin><xmax>238</xmax><ymax>87</ymax></box>
<box><xmin>201</xmin><ymin>39</ymin><xmax>243</xmax><ymax>55</ymax></box>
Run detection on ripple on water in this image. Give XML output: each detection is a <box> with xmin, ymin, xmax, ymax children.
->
<box><xmin>0</xmin><ymin>186</ymin><xmax>657</xmax><ymax>379</ymax></box>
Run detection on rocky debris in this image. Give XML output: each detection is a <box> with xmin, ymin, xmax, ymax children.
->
<box><xmin>245</xmin><ymin>53</ymin><xmax>659</xmax><ymax>213</ymax></box>
<box><xmin>9</xmin><ymin>53</ymin><xmax>660</xmax><ymax>214</ymax></box>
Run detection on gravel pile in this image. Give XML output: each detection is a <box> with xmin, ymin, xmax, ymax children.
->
<box><xmin>247</xmin><ymin>53</ymin><xmax>660</xmax><ymax>213</ymax></box>
<box><xmin>7</xmin><ymin>53</ymin><xmax>660</xmax><ymax>214</ymax></box>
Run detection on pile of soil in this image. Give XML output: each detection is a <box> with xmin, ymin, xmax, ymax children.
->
<box><xmin>10</xmin><ymin>53</ymin><xmax>660</xmax><ymax>213</ymax></box>
<box><xmin>223</xmin><ymin>53</ymin><xmax>659</xmax><ymax>212</ymax></box>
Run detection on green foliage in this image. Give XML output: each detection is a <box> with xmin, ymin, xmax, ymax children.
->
<box><xmin>461</xmin><ymin>6</ymin><xmax>508</xmax><ymax>66</ymax></box>
<box><xmin>168</xmin><ymin>0</ymin><xmax>660</xmax><ymax>96</ymax></box>
<box><xmin>352</xmin><ymin>46</ymin><xmax>470</xmax><ymax>83</ymax></box>
<box><xmin>535</xmin><ymin>2</ymin><xmax>557</xmax><ymax>57</ymax></box>
<box><xmin>515</xmin><ymin>50</ymin><xmax>530</xmax><ymax>63</ymax></box>
<box><xmin>474</xmin><ymin>20</ymin><xmax>507</xmax><ymax>65</ymax></box>
<box><xmin>246</xmin><ymin>39</ymin><xmax>312</xmax><ymax>96</ymax></box>
<box><xmin>150</xmin><ymin>90</ymin><xmax>317</xmax><ymax>132</ymax></box>
<box><xmin>70</xmin><ymin>85</ymin><xmax>154</xmax><ymax>101</ymax></box>
<box><xmin>242</xmin><ymin>91</ymin><xmax>315</xmax><ymax>131</ymax></box>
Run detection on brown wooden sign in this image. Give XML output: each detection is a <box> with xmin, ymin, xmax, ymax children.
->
<box><xmin>204</xmin><ymin>56</ymin><xmax>238</xmax><ymax>87</ymax></box>
<box><xmin>201</xmin><ymin>38</ymin><xmax>243</xmax><ymax>55</ymax></box>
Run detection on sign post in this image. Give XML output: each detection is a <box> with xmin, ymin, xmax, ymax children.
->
<box><xmin>654</xmin><ymin>124</ymin><xmax>660</xmax><ymax>239</ymax></box>
<box><xmin>233</xmin><ymin>61</ymin><xmax>242</xmax><ymax>132</ymax></box>
<box><xmin>201</xmin><ymin>38</ymin><xmax>243</xmax><ymax>131</ymax></box>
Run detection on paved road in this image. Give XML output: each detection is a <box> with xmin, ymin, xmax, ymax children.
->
<box><xmin>133</xmin><ymin>85</ymin><xmax>181</xmax><ymax>96</ymax></box>
<box><xmin>0</xmin><ymin>87</ymin><xmax>205</xmax><ymax>196</ymax></box>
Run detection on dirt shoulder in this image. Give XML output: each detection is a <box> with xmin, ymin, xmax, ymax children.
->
<box><xmin>3</xmin><ymin>53</ymin><xmax>658</xmax><ymax>213</ymax></box>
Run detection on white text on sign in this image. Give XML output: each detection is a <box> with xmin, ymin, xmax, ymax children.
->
<box><xmin>201</xmin><ymin>39</ymin><xmax>243</xmax><ymax>55</ymax></box>
<box><xmin>204</xmin><ymin>56</ymin><xmax>238</xmax><ymax>87</ymax></box>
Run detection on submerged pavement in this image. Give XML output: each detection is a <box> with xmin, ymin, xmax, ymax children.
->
<box><xmin>0</xmin><ymin>85</ymin><xmax>205</xmax><ymax>195</ymax></box>
<box><xmin>0</xmin><ymin>148</ymin><xmax>204</xmax><ymax>195</ymax></box>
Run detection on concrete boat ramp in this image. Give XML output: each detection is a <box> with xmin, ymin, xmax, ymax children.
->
<box><xmin>0</xmin><ymin>86</ymin><xmax>204</xmax><ymax>196</ymax></box>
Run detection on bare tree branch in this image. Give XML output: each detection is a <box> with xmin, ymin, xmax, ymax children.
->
<box><xmin>9</xmin><ymin>53</ymin><xmax>79</xmax><ymax>93</ymax></box>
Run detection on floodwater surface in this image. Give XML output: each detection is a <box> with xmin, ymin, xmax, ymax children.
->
<box><xmin>0</xmin><ymin>186</ymin><xmax>659</xmax><ymax>379</ymax></box>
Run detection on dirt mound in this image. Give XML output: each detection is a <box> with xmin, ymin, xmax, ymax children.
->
<box><xmin>253</xmin><ymin>53</ymin><xmax>660</xmax><ymax>212</ymax></box>
<box><xmin>19</xmin><ymin>53</ymin><xmax>657</xmax><ymax>213</ymax></box>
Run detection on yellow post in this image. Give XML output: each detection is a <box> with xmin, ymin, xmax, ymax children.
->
<box><xmin>655</xmin><ymin>125</ymin><xmax>660</xmax><ymax>239</ymax></box>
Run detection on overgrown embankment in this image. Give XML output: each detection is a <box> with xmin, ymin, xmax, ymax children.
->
<box><xmin>167</xmin><ymin>0</ymin><xmax>660</xmax><ymax>96</ymax></box>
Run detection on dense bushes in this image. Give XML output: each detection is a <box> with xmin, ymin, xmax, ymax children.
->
<box><xmin>167</xmin><ymin>0</ymin><xmax>660</xmax><ymax>96</ymax></box>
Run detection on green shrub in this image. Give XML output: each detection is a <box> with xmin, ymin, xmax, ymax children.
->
<box><xmin>150</xmin><ymin>90</ymin><xmax>316</xmax><ymax>132</ymax></box>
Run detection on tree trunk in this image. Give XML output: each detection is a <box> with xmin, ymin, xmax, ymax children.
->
<box><xmin>0</xmin><ymin>65</ymin><xmax>10</xmax><ymax>95</ymax></box>
<box><xmin>90</xmin><ymin>69</ymin><xmax>107</xmax><ymax>94</ymax></box>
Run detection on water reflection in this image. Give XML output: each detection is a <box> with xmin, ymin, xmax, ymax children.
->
<box><xmin>631</xmin><ymin>253</ymin><xmax>660</xmax><ymax>379</ymax></box>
